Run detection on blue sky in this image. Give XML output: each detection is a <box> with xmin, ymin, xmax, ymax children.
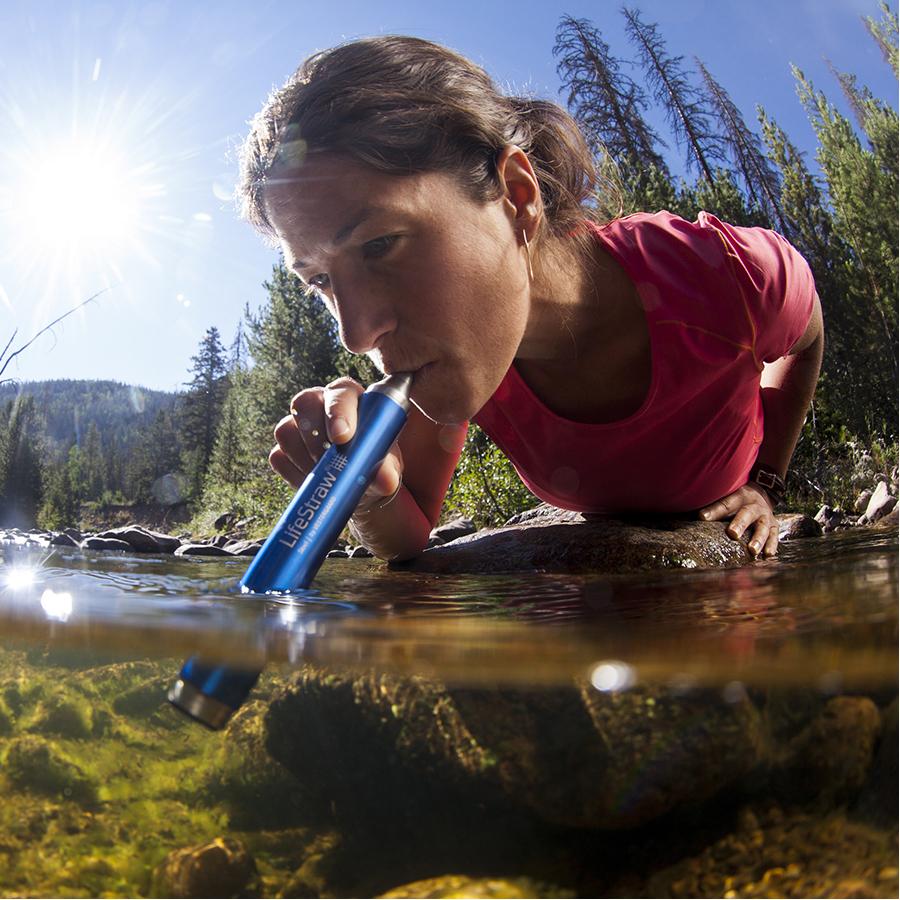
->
<box><xmin>0</xmin><ymin>0</ymin><xmax>895</xmax><ymax>392</ymax></box>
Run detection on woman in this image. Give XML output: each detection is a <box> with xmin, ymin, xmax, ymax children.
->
<box><xmin>237</xmin><ymin>36</ymin><xmax>824</xmax><ymax>563</ymax></box>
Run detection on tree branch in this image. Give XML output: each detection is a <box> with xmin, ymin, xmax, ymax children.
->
<box><xmin>0</xmin><ymin>288</ymin><xmax>111</xmax><ymax>385</ymax></box>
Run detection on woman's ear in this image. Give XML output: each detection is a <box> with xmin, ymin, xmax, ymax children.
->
<box><xmin>496</xmin><ymin>145</ymin><xmax>541</xmax><ymax>241</ymax></box>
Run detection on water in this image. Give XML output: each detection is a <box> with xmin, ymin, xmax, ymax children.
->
<box><xmin>0</xmin><ymin>528</ymin><xmax>896</xmax><ymax>898</ymax></box>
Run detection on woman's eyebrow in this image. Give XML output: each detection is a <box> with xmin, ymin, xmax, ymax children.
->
<box><xmin>294</xmin><ymin>206</ymin><xmax>388</xmax><ymax>269</ymax></box>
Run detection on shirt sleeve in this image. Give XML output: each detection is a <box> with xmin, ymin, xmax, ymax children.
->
<box><xmin>698</xmin><ymin>212</ymin><xmax>817</xmax><ymax>364</ymax></box>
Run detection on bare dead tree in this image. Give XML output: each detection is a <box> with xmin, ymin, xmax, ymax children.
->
<box><xmin>622</xmin><ymin>6</ymin><xmax>726</xmax><ymax>184</ymax></box>
<box><xmin>554</xmin><ymin>15</ymin><xmax>668</xmax><ymax>177</ymax></box>
<box><xmin>696</xmin><ymin>57</ymin><xmax>788</xmax><ymax>233</ymax></box>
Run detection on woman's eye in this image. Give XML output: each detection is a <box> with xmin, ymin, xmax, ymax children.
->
<box><xmin>362</xmin><ymin>235</ymin><xmax>398</xmax><ymax>259</ymax></box>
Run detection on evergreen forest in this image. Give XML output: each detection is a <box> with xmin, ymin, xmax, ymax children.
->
<box><xmin>1</xmin><ymin>4</ymin><xmax>896</xmax><ymax>534</ymax></box>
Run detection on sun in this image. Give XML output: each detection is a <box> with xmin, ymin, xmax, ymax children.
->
<box><xmin>17</xmin><ymin>137</ymin><xmax>142</xmax><ymax>257</ymax></box>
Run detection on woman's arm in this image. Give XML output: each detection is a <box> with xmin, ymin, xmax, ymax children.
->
<box><xmin>699</xmin><ymin>293</ymin><xmax>824</xmax><ymax>557</ymax></box>
<box><xmin>348</xmin><ymin>408</ymin><xmax>467</xmax><ymax>560</ymax></box>
<box><xmin>271</xmin><ymin>382</ymin><xmax>466</xmax><ymax>563</ymax></box>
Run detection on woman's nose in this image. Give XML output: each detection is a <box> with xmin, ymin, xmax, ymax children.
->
<box><xmin>330</xmin><ymin>276</ymin><xmax>395</xmax><ymax>355</ymax></box>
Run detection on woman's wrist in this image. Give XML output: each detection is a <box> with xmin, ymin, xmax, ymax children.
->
<box><xmin>349</xmin><ymin>486</ymin><xmax>431</xmax><ymax>560</ymax></box>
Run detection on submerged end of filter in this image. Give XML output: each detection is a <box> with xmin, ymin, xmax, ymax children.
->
<box><xmin>167</xmin><ymin>679</ymin><xmax>235</xmax><ymax>731</ymax></box>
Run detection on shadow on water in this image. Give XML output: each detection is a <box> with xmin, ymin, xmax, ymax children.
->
<box><xmin>0</xmin><ymin>528</ymin><xmax>896</xmax><ymax>897</ymax></box>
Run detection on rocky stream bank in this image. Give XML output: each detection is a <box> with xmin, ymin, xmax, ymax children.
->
<box><xmin>2</xmin><ymin>468</ymin><xmax>897</xmax><ymax>570</ymax></box>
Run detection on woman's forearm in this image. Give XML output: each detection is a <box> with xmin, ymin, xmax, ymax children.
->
<box><xmin>348</xmin><ymin>486</ymin><xmax>434</xmax><ymax>561</ymax></box>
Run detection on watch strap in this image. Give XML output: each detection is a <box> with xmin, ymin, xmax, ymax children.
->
<box><xmin>748</xmin><ymin>463</ymin><xmax>786</xmax><ymax>508</ymax></box>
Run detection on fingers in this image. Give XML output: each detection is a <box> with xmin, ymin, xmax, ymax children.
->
<box><xmin>271</xmin><ymin>378</ymin><xmax>405</xmax><ymax>508</ymax></box>
<box><xmin>699</xmin><ymin>493</ymin><xmax>741</xmax><ymax>522</ymax></box>
<box><xmin>269</xmin><ymin>445</ymin><xmax>307</xmax><ymax>490</ymax></box>
<box><xmin>356</xmin><ymin>442</ymin><xmax>404</xmax><ymax>512</ymax></box>
<box><xmin>700</xmin><ymin>487</ymin><xmax>780</xmax><ymax>559</ymax></box>
<box><xmin>322</xmin><ymin>377</ymin><xmax>364</xmax><ymax>444</ymax></box>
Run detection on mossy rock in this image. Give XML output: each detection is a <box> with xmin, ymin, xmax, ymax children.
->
<box><xmin>2</xmin><ymin>734</ymin><xmax>100</xmax><ymax>807</ymax></box>
<box><xmin>201</xmin><ymin>700</ymin><xmax>308</xmax><ymax>829</ymax></box>
<box><xmin>0</xmin><ymin>702</ymin><xmax>13</xmax><ymax>736</ymax></box>
<box><xmin>111</xmin><ymin>677</ymin><xmax>170</xmax><ymax>719</ymax></box>
<box><xmin>771</xmin><ymin>695</ymin><xmax>882</xmax><ymax>807</ymax></box>
<box><xmin>31</xmin><ymin>694</ymin><xmax>93</xmax><ymax>739</ymax></box>
<box><xmin>378</xmin><ymin>874</ymin><xmax>574</xmax><ymax>898</ymax></box>
<box><xmin>2</xmin><ymin>681</ymin><xmax>27</xmax><ymax>717</ymax></box>
<box><xmin>152</xmin><ymin>837</ymin><xmax>258</xmax><ymax>899</ymax></box>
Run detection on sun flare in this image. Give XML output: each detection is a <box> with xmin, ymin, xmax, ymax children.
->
<box><xmin>18</xmin><ymin>138</ymin><xmax>142</xmax><ymax>255</ymax></box>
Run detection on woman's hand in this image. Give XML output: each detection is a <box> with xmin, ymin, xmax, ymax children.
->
<box><xmin>699</xmin><ymin>483</ymin><xmax>779</xmax><ymax>558</ymax></box>
<box><xmin>269</xmin><ymin>376</ymin><xmax>403</xmax><ymax>510</ymax></box>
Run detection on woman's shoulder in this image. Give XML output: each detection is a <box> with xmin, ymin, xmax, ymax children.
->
<box><xmin>589</xmin><ymin>210</ymin><xmax>802</xmax><ymax>288</ymax></box>
<box><xmin>588</xmin><ymin>210</ymin><xmax>736</xmax><ymax>286</ymax></box>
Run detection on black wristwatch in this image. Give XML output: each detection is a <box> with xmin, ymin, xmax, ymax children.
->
<box><xmin>748</xmin><ymin>463</ymin><xmax>787</xmax><ymax>508</ymax></box>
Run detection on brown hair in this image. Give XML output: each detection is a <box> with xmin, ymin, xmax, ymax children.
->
<box><xmin>238</xmin><ymin>36</ymin><xmax>607</xmax><ymax>249</ymax></box>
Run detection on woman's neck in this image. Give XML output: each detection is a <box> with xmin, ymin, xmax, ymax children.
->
<box><xmin>517</xmin><ymin>235</ymin><xmax>638</xmax><ymax>366</ymax></box>
<box><xmin>513</xmin><ymin>232</ymin><xmax>652</xmax><ymax>422</ymax></box>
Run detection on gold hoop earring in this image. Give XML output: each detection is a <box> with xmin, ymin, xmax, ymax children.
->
<box><xmin>522</xmin><ymin>231</ymin><xmax>534</xmax><ymax>282</ymax></box>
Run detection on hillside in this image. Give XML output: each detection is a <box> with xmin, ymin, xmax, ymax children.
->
<box><xmin>0</xmin><ymin>379</ymin><xmax>180</xmax><ymax>460</ymax></box>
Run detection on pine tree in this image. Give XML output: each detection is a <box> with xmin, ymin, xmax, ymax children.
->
<box><xmin>181</xmin><ymin>326</ymin><xmax>229</xmax><ymax>498</ymax></box>
<box><xmin>622</xmin><ymin>6</ymin><xmax>726</xmax><ymax>185</ymax></box>
<box><xmin>81</xmin><ymin>422</ymin><xmax>106</xmax><ymax>501</ymax></box>
<box><xmin>863</xmin><ymin>1</ymin><xmax>898</xmax><ymax>77</ymax></box>
<box><xmin>695</xmin><ymin>58</ymin><xmax>786</xmax><ymax>232</ymax></box>
<box><xmin>793</xmin><ymin>66</ymin><xmax>898</xmax><ymax>374</ymax></box>
<box><xmin>0</xmin><ymin>395</ymin><xmax>43</xmax><ymax>527</ymax></box>
<box><xmin>126</xmin><ymin>408</ymin><xmax>183</xmax><ymax>503</ymax></box>
<box><xmin>243</xmin><ymin>264</ymin><xmax>349</xmax><ymax>428</ymax></box>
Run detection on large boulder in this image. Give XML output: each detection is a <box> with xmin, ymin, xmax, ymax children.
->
<box><xmin>96</xmin><ymin>525</ymin><xmax>182</xmax><ymax>553</ymax></box>
<box><xmin>402</xmin><ymin>505</ymin><xmax>751</xmax><ymax>575</ymax></box>
<box><xmin>263</xmin><ymin>667</ymin><xmax>765</xmax><ymax>834</ymax></box>
<box><xmin>861</xmin><ymin>481</ymin><xmax>898</xmax><ymax>525</ymax></box>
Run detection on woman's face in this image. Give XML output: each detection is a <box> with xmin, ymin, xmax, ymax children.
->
<box><xmin>261</xmin><ymin>153</ymin><xmax>531</xmax><ymax>424</ymax></box>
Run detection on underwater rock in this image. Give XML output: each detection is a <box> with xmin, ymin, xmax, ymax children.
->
<box><xmin>641</xmin><ymin>804</ymin><xmax>899</xmax><ymax>900</ymax></box>
<box><xmin>31</xmin><ymin>694</ymin><xmax>93</xmax><ymax>739</ymax></box>
<box><xmin>854</xmin><ymin>698</ymin><xmax>898</xmax><ymax>827</ymax></box>
<box><xmin>174</xmin><ymin>542</ymin><xmax>234</xmax><ymax>556</ymax></box>
<box><xmin>326</xmin><ymin>548</ymin><xmax>349</xmax><ymax>558</ymax></box>
<box><xmin>277</xmin><ymin>831</ymin><xmax>344</xmax><ymax>898</ymax></box>
<box><xmin>777</xmin><ymin>513</ymin><xmax>822</xmax><ymax>541</ymax></box>
<box><xmin>350</xmin><ymin>545</ymin><xmax>374</xmax><ymax>558</ymax></box>
<box><xmin>112</xmin><ymin>676</ymin><xmax>169</xmax><ymax>718</ymax></box>
<box><xmin>402</xmin><ymin>505</ymin><xmax>750</xmax><ymax>574</ymax></box>
<box><xmin>772</xmin><ymin>695</ymin><xmax>882</xmax><ymax>806</ymax></box>
<box><xmin>264</xmin><ymin>667</ymin><xmax>764</xmax><ymax>833</ymax></box>
<box><xmin>49</xmin><ymin>532</ymin><xmax>80</xmax><ymax>547</ymax></box>
<box><xmin>2</xmin><ymin>735</ymin><xmax>100</xmax><ymax>807</ymax></box>
<box><xmin>378</xmin><ymin>874</ymin><xmax>573</xmax><ymax>898</ymax></box>
<box><xmin>203</xmin><ymin>699</ymin><xmax>308</xmax><ymax>829</ymax></box>
<box><xmin>152</xmin><ymin>837</ymin><xmax>258</xmax><ymax>899</ymax></box>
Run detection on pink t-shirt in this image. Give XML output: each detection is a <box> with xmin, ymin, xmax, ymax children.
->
<box><xmin>473</xmin><ymin>211</ymin><xmax>816</xmax><ymax>513</ymax></box>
